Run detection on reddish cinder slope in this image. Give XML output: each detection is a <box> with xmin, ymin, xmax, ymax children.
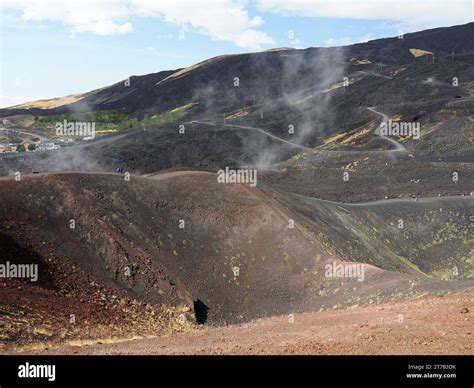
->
<box><xmin>30</xmin><ymin>292</ymin><xmax>474</xmax><ymax>355</ymax></box>
<box><xmin>1</xmin><ymin>171</ymin><xmax>472</xmax><ymax>352</ymax></box>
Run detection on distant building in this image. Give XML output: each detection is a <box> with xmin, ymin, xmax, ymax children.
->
<box><xmin>0</xmin><ymin>143</ymin><xmax>18</xmax><ymax>153</ymax></box>
<box><xmin>36</xmin><ymin>141</ymin><xmax>60</xmax><ymax>152</ymax></box>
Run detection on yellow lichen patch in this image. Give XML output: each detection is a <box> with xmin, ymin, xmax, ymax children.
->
<box><xmin>420</xmin><ymin>222</ymin><xmax>468</xmax><ymax>251</ymax></box>
<box><xmin>170</xmin><ymin>102</ymin><xmax>199</xmax><ymax>113</ymax></box>
<box><xmin>95</xmin><ymin>129</ymin><xmax>118</xmax><ymax>135</ymax></box>
<box><xmin>292</xmin><ymin>94</ymin><xmax>315</xmax><ymax>104</ymax></box>
<box><xmin>33</xmin><ymin>327</ymin><xmax>54</xmax><ymax>337</ymax></box>
<box><xmin>343</xmin><ymin>161</ymin><xmax>359</xmax><ymax>172</ymax></box>
<box><xmin>350</xmin><ymin>57</ymin><xmax>372</xmax><ymax>65</ymax></box>
<box><xmin>431</xmin><ymin>268</ymin><xmax>458</xmax><ymax>281</ymax></box>
<box><xmin>318</xmin><ymin>122</ymin><xmax>376</xmax><ymax>149</ymax></box>
<box><xmin>461</xmin><ymin>81</ymin><xmax>474</xmax><ymax>89</ymax></box>
<box><xmin>289</xmin><ymin>151</ymin><xmax>307</xmax><ymax>162</ymax></box>
<box><xmin>225</xmin><ymin>108</ymin><xmax>252</xmax><ymax>120</ymax></box>
<box><xmin>409</xmin><ymin>48</ymin><xmax>434</xmax><ymax>58</ymax></box>
<box><xmin>317</xmin><ymin>132</ymin><xmax>346</xmax><ymax>149</ymax></box>
<box><xmin>292</xmin><ymin>77</ymin><xmax>362</xmax><ymax>104</ymax></box>
<box><xmin>466</xmin><ymin>252</ymin><xmax>474</xmax><ymax>264</ymax></box>
<box><xmin>339</xmin><ymin>128</ymin><xmax>371</xmax><ymax>146</ymax></box>
<box><xmin>266</xmin><ymin>47</ymin><xmax>296</xmax><ymax>52</ymax></box>
<box><xmin>322</xmin><ymin>81</ymin><xmax>344</xmax><ymax>93</ymax></box>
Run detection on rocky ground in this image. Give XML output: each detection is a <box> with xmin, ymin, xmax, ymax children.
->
<box><xmin>0</xmin><ymin>23</ymin><xmax>473</xmax><ymax>355</ymax></box>
<box><xmin>19</xmin><ymin>291</ymin><xmax>472</xmax><ymax>355</ymax></box>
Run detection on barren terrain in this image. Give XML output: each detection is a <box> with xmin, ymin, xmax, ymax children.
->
<box><xmin>0</xmin><ymin>22</ymin><xmax>473</xmax><ymax>355</ymax></box>
<box><xmin>21</xmin><ymin>292</ymin><xmax>473</xmax><ymax>355</ymax></box>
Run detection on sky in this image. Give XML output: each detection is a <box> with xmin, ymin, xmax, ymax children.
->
<box><xmin>1</xmin><ymin>0</ymin><xmax>473</xmax><ymax>107</ymax></box>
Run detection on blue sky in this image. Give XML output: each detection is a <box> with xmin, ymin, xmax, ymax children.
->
<box><xmin>1</xmin><ymin>0</ymin><xmax>472</xmax><ymax>107</ymax></box>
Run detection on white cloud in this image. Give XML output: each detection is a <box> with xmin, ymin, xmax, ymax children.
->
<box><xmin>131</xmin><ymin>0</ymin><xmax>274</xmax><ymax>49</ymax></box>
<box><xmin>3</xmin><ymin>0</ymin><xmax>134</xmax><ymax>36</ymax></box>
<box><xmin>229</xmin><ymin>29</ymin><xmax>275</xmax><ymax>49</ymax></box>
<box><xmin>256</xmin><ymin>0</ymin><xmax>473</xmax><ymax>30</ymax></box>
<box><xmin>2</xmin><ymin>0</ymin><xmax>274</xmax><ymax>49</ymax></box>
<box><xmin>5</xmin><ymin>0</ymin><xmax>470</xmax><ymax>52</ymax></box>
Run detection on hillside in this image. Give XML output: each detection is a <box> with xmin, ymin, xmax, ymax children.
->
<box><xmin>0</xmin><ymin>22</ymin><xmax>473</xmax><ymax>354</ymax></box>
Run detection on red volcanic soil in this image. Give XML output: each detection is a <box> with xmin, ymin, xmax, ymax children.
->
<box><xmin>26</xmin><ymin>291</ymin><xmax>473</xmax><ymax>355</ymax></box>
<box><xmin>1</xmin><ymin>171</ymin><xmax>472</xmax><ymax>353</ymax></box>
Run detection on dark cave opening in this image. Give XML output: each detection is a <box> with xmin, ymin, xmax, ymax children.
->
<box><xmin>193</xmin><ymin>299</ymin><xmax>209</xmax><ymax>324</ymax></box>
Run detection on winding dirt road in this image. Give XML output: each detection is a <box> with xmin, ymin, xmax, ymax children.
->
<box><xmin>186</xmin><ymin>120</ymin><xmax>312</xmax><ymax>150</ymax></box>
<box><xmin>367</xmin><ymin>107</ymin><xmax>407</xmax><ymax>152</ymax></box>
<box><xmin>185</xmin><ymin>105</ymin><xmax>406</xmax><ymax>155</ymax></box>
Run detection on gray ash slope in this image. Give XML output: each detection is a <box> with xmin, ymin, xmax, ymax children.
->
<box><xmin>0</xmin><ymin>23</ymin><xmax>473</xmax><ymax>330</ymax></box>
<box><xmin>1</xmin><ymin>22</ymin><xmax>474</xmax><ymax>178</ymax></box>
<box><xmin>1</xmin><ymin>172</ymin><xmax>472</xmax><ymax>325</ymax></box>
<box><xmin>2</xmin><ymin>22</ymin><xmax>473</xmax><ymax>120</ymax></box>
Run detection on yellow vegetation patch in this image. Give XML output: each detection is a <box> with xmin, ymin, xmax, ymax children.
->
<box><xmin>292</xmin><ymin>77</ymin><xmax>363</xmax><ymax>104</ymax></box>
<box><xmin>171</xmin><ymin>102</ymin><xmax>199</xmax><ymax>113</ymax></box>
<box><xmin>339</xmin><ymin>128</ymin><xmax>371</xmax><ymax>145</ymax></box>
<box><xmin>225</xmin><ymin>108</ymin><xmax>252</xmax><ymax>120</ymax></box>
<box><xmin>319</xmin><ymin>132</ymin><xmax>346</xmax><ymax>148</ymax></box>
<box><xmin>461</xmin><ymin>81</ymin><xmax>474</xmax><ymax>89</ymax></box>
<box><xmin>343</xmin><ymin>161</ymin><xmax>359</xmax><ymax>172</ymax></box>
<box><xmin>318</xmin><ymin>122</ymin><xmax>376</xmax><ymax>149</ymax></box>
<box><xmin>292</xmin><ymin>94</ymin><xmax>315</xmax><ymax>105</ymax></box>
<box><xmin>95</xmin><ymin>129</ymin><xmax>118</xmax><ymax>134</ymax></box>
<box><xmin>322</xmin><ymin>81</ymin><xmax>345</xmax><ymax>93</ymax></box>
<box><xmin>10</xmin><ymin>94</ymin><xmax>85</xmax><ymax>109</ymax></box>
<box><xmin>350</xmin><ymin>57</ymin><xmax>372</xmax><ymax>65</ymax></box>
<box><xmin>266</xmin><ymin>47</ymin><xmax>295</xmax><ymax>52</ymax></box>
<box><xmin>289</xmin><ymin>151</ymin><xmax>307</xmax><ymax>163</ymax></box>
<box><xmin>409</xmin><ymin>48</ymin><xmax>434</xmax><ymax>58</ymax></box>
<box><xmin>431</xmin><ymin>269</ymin><xmax>452</xmax><ymax>280</ymax></box>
